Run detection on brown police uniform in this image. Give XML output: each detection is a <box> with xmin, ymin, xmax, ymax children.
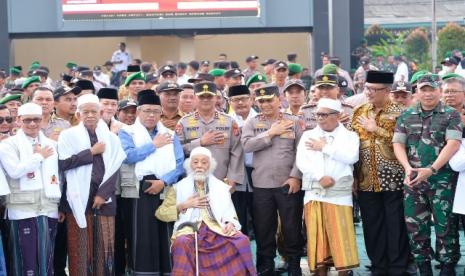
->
<box><xmin>241</xmin><ymin>110</ymin><xmax>304</xmax><ymax>271</ymax></box>
<box><xmin>300</xmin><ymin>101</ymin><xmax>354</xmax><ymax>130</ymax></box>
<box><xmin>176</xmin><ymin>110</ymin><xmax>244</xmax><ymax>185</ymax></box>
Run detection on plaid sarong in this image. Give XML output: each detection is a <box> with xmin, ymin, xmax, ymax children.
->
<box><xmin>67</xmin><ymin>213</ymin><xmax>115</xmax><ymax>276</ymax></box>
<box><xmin>171</xmin><ymin>222</ymin><xmax>256</xmax><ymax>275</ymax></box>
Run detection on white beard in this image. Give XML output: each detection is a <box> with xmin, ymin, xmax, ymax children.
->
<box><xmin>193</xmin><ymin>172</ymin><xmax>207</xmax><ymax>182</ymax></box>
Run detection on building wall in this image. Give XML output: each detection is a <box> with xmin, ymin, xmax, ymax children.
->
<box><xmin>12</xmin><ymin>32</ymin><xmax>312</xmax><ymax>79</ymax></box>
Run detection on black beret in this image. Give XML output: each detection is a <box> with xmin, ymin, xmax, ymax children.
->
<box><xmin>137</xmin><ymin>89</ymin><xmax>161</xmax><ymax>106</ymax></box>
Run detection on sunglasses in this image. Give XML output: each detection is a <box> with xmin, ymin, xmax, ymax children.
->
<box><xmin>0</xmin><ymin>117</ymin><xmax>13</xmax><ymax>124</ymax></box>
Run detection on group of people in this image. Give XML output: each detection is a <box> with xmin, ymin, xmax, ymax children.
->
<box><xmin>0</xmin><ymin>49</ymin><xmax>464</xmax><ymax>276</ymax></box>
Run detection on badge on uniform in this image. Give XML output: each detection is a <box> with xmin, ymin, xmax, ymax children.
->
<box><xmin>232</xmin><ymin>121</ymin><xmax>240</xmax><ymax>136</ymax></box>
<box><xmin>51</xmin><ymin>175</ymin><xmax>58</xmax><ymax>184</ymax></box>
<box><xmin>175</xmin><ymin>124</ymin><xmax>182</xmax><ymax>135</ymax></box>
<box><xmin>191</xmin><ymin>131</ymin><xmax>198</xmax><ymax>139</ymax></box>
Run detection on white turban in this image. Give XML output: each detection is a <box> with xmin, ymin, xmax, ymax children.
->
<box><xmin>190</xmin><ymin>147</ymin><xmax>212</xmax><ymax>159</ymax></box>
<box><xmin>77</xmin><ymin>94</ymin><xmax>100</xmax><ymax>109</ymax></box>
<box><xmin>18</xmin><ymin>103</ymin><xmax>42</xmax><ymax>116</ymax></box>
<box><xmin>317</xmin><ymin>98</ymin><xmax>342</xmax><ymax>113</ymax></box>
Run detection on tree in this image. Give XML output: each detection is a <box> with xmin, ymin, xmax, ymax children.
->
<box><xmin>405</xmin><ymin>28</ymin><xmax>431</xmax><ymax>70</ymax></box>
<box><xmin>369</xmin><ymin>31</ymin><xmax>406</xmax><ymax>58</ymax></box>
<box><xmin>365</xmin><ymin>24</ymin><xmax>389</xmax><ymax>46</ymax></box>
<box><xmin>437</xmin><ymin>22</ymin><xmax>465</xmax><ymax>59</ymax></box>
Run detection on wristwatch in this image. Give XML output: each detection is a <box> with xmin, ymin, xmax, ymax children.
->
<box><xmin>428</xmin><ymin>165</ymin><xmax>438</xmax><ymax>175</ymax></box>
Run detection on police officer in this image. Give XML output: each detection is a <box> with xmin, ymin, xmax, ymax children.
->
<box><xmin>300</xmin><ymin>74</ymin><xmax>353</xmax><ymax>130</ymax></box>
<box><xmin>176</xmin><ymin>81</ymin><xmax>244</xmax><ymax>190</ymax></box>
<box><xmin>241</xmin><ymin>84</ymin><xmax>304</xmax><ymax>276</ymax></box>
<box><xmin>393</xmin><ymin>74</ymin><xmax>462</xmax><ymax>276</ymax></box>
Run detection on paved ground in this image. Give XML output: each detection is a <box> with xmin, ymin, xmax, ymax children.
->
<box><xmin>251</xmin><ymin>223</ymin><xmax>465</xmax><ymax>275</ymax></box>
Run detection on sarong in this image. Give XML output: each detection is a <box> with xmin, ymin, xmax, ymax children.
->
<box><xmin>122</xmin><ymin>184</ymin><xmax>172</xmax><ymax>275</ymax></box>
<box><xmin>9</xmin><ymin>216</ymin><xmax>57</xmax><ymax>276</ymax></box>
<box><xmin>304</xmin><ymin>201</ymin><xmax>359</xmax><ymax>272</ymax></box>
<box><xmin>67</xmin><ymin>213</ymin><xmax>115</xmax><ymax>276</ymax></box>
<box><xmin>171</xmin><ymin>223</ymin><xmax>257</xmax><ymax>276</ymax></box>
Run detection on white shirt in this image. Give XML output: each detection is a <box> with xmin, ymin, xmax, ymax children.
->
<box><xmin>394</xmin><ymin>62</ymin><xmax>409</xmax><ymax>82</ymax></box>
<box><xmin>177</xmin><ymin>74</ymin><xmax>190</xmax><ymax>85</ymax></box>
<box><xmin>449</xmin><ymin>138</ymin><xmax>465</xmax><ymax>214</ymax></box>
<box><xmin>296</xmin><ymin>124</ymin><xmax>359</xmax><ymax>206</ymax></box>
<box><xmin>94</xmin><ymin>72</ymin><xmax>110</xmax><ymax>87</ymax></box>
<box><xmin>231</xmin><ymin>109</ymin><xmax>257</xmax><ymax>167</ymax></box>
<box><xmin>0</xmin><ymin>135</ymin><xmax>58</xmax><ymax>220</ymax></box>
<box><xmin>111</xmin><ymin>50</ymin><xmax>132</xmax><ymax>72</ymax></box>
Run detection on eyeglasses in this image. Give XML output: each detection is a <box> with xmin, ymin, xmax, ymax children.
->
<box><xmin>140</xmin><ymin>109</ymin><xmax>162</xmax><ymax>115</ymax></box>
<box><xmin>315</xmin><ymin>111</ymin><xmax>339</xmax><ymax>119</ymax></box>
<box><xmin>230</xmin><ymin>96</ymin><xmax>250</xmax><ymax>103</ymax></box>
<box><xmin>22</xmin><ymin>118</ymin><xmax>42</xmax><ymax>124</ymax></box>
<box><xmin>0</xmin><ymin>116</ymin><xmax>13</xmax><ymax>124</ymax></box>
<box><xmin>365</xmin><ymin>86</ymin><xmax>387</xmax><ymax>93</ymax></box>
<box><xmin>443</xmin><ymin>90</ymin><xmax>465</xmax><ymax>95</ymax></box>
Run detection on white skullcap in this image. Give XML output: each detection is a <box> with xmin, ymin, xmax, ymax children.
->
<box><xmin>317</xmin><ymin>98</ymin><xmax>342</xmax><ymax>113</ymax></box>
<box><xmin>77</xmin><ymin>93</ymin><xmax>100</xmax><ymax>109</ymax></box>
<box><xmin>18</xmin><ymin>103</ymin><xmax>42</xmax><ymax>116</ymax></box>
<box><xmin>190</xmin><ymin>147</ymin><xmax>212</xmax><ymax>159</ymax></box>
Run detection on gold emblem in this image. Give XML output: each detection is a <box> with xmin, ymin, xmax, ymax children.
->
<box><xmin>259</xmin><ymin>89</ymin><xmax>266</xmax><ymax>96</ymax></box>
<box><xmin>322</xmin><ymin>76</ymin><xmax>329</xmax><ymax>81</ymax></box>
<box><xmin>203</xmin><ymin>84</ymin><xmax>209</xmax><ymax>93</ymax></box>
<box><xmin>218</xmin><ymin>115</ymin><xmax>227</xmax><ymax>125</ymax></box>
<box><xmin>191</xmin><ymin>131</ymin><xmax>197</xmax><ymax>138</ymax></box>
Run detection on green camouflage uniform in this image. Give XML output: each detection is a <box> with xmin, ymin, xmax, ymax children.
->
<box><xmin>393</xmin><ymin>102</ymin><xmax>462</xmax><ymax>264</ymax></box>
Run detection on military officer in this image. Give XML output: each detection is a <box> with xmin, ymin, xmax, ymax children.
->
<box><xmin>176</xmin><ymin>81</ymin><xmax>244</xmax><ymax>190</ymax></box>
<box><xmin>393</xmin><ymin>73</ymin><xmax>462</xmax><ymax>276</ymax></box>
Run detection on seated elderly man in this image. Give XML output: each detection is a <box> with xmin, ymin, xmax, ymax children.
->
<box><xmin>296</xmin><ymin>98</ymin><xmax>360</xmax><ymax>276</ymax></box>
<box><xmin>156</xmin><ymin>147</ymin><xmax>256</xmax><ymax>276</ymax></box>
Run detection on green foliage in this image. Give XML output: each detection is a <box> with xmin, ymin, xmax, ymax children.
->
<box><xmin>369</xmin><ymin>31</ymin><xmax>407</xmax><ymax>57</ymax></box>
<box><xmin>405</xmin><ymin>28</ymin><xmax>431</xmax><ymax>71</ymax></box>
<box><xmin>437</xmin><ymin>23</ymin><xmax>465</xmax><ymax>59</ymax></box>
<box><xmin>405</xmin><ymin>28</ymin><xmax>430</xmax><ymax>62</ymax></box>
<box><xmin>365</xmin><ymin>24</ymin><xmax>390</xmax><ymax>46</ymax></box>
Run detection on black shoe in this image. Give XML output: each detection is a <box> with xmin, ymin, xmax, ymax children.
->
<box><xmin>258</xmin><ymin>267</ymin><xmax>276</xmax><ymax>276</ymax></box>
<box><xmin>287</xmin><ymin>256</ymin><xmax>302</xmax><ymax>276</ymax></box>
<box><xmin>258</xmin><ymin>257</ymin><xmax>275</xmax><ymax>276</ymax></box>
<box><xmin>417</xmin><ymin>261</ymin><xmax>433</xmax><ymax>276</ymax></box>
<box><xmin>439</xmin><ymin>263</ymin><xmax>456</xmax><ymax>276</ymax></box>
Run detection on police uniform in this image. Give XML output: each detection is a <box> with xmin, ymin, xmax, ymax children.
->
<box><xmin>176</xmin><ymin>82</ymin><xmax>244</xmax><ymax>185</ymax></box>
<box><xmin>43</xmin><ymin>114</ymin><xmax>71</xmax><ymax>139</ymax></box>
<box><xmin>241</xmin><ymin>84</ymin><xmax>304</xmax><ymax>274</ymax></box>
<box><xmin>393</xmin><ymin>75</ymin><xmax>462</xmax><ymax>270</ymax></box>
<box><xmin>300</xmin><ymin>74</ymin><xmax>354</xmax><ymax>130</ymax></box>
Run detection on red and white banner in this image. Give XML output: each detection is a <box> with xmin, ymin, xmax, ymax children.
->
<box><xmin>62</xmin><ymin>0</ymin><xmax>260</xmax><ymax>20</ymax></box>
